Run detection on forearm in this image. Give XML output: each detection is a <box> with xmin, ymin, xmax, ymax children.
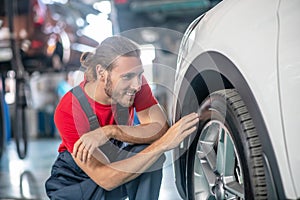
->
<box><xmin>108</xmin><ymin>122</ymin><xmax>169</xmax><ymax>144</ymax></box>
<box><xmin>74</xmin><ymin>139</ymin><xmax>166</xmax><ymax>190</ymax></box>
<box><xmin>73</xmin><ymin>112</ymin><xmax>199</xmax><ymax>191</ymax></box>
<box><xmin>74</xmin><ymin>121</ymin><xmax>168</xmax><ymax>163</ymax></box>
<box><xmin>107</xmin><ymin>104</ymin><xmax>169</xmax><ymax>144</ymax></box>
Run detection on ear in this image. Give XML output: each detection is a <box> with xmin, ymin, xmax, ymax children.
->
<box><xmin>96</xmin><ymin>65</ymin><xmax>105</xmax><ymax>80</ymax></box>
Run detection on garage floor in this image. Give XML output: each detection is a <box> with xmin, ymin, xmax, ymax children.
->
<box><xmin>0</xmin><ymin>138</ymin><xmax>182</xmax><ymax>200</ymax></box>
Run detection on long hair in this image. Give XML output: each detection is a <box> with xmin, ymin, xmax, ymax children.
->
<box><xmin>80</xmin><ymin>36</ymin><xmax>141</xmax><ymax>81</ymax></box>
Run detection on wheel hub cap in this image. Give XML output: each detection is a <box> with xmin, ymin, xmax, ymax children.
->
<box><xmin>213</xmin><ymin>176</ymin><xmax>225</xmax><ymax>200</ymax></box>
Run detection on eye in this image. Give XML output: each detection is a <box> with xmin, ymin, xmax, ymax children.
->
<box><xmin>122</xmin><ymin>73</ymin><xmax>135</xmax><ymax>80</ymax></box>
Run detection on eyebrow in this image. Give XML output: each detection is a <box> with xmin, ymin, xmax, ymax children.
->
<box><xmin>121</xmin><ymin>69</ymin><xmax>144</xmax><ymax>77</ymax></box>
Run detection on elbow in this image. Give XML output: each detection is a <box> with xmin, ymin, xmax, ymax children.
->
<box><xmin>164</xmin><ymin>122</ymin><xmax>170</xmax><ymax>131</ymax></box>
<box><xmin>96</xmin><ymin>179</ymin><xmax>120</xmax><ymax>191</ymax></box>
<box><xmin>95</xmin><ymin>172</ymin><xmax>127</xmax><ymax>191</ymax></box>
<box><xmin>74</xmin><ymin>157</ymin><xmax>126</xmax><ymax>191</ymax></box>
<box><xmin>99</xmin><ymin>182</ymin><xmax>117</xmax><ymax>191</ymax></box>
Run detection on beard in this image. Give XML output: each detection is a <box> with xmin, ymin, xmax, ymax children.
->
<box><xmin>104</xmin><ymin>74</ymin><xmax>135</xmax><ymax>107</ymax></box>
<box><xmin>104</xmin><ymin>74</ymin><xmax>113</xmax><ymax>98</ymax></box>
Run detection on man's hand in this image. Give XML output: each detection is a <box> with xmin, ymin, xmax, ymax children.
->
<box><xmin>158</xmin><ymin>112</ymin><xmax>199</xmax><ymax>151</ymax></box>
<box><xmin>72</xmin><ymin>127</ymin><xmax>110</xmax><ymax>163</ymax></box>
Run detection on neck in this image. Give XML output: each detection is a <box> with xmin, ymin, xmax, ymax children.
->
<box><xmin>84</xmin><ymin>80</ymin><xmax>112</xmax><ymax>105</ymax></box>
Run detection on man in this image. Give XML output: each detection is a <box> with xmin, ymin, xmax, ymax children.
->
<box><xmin>45</xmin><ymin>36</ymin><xmax>199</xmax><ymax>199</ymax></box>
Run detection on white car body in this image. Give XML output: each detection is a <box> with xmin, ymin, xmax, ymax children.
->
<box><xmin>172</xmin><ymin>0</ymin><xmax>300</xmax><ymax>199</ymax></box>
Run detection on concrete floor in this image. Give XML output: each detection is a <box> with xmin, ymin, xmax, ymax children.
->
<box><xmin>0</xmin><ymin>138</ymin><xmax>182</xmax><ymax>200</ymax></box>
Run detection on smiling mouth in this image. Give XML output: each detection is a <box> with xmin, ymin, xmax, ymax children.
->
<box><xmin>125</xmin><ymin>91</ymin><xmax>136</xmax><ymax>96</ymax></box>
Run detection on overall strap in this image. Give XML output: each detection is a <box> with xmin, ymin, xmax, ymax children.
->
<box><xmin>71</xmin><ymin>85</ymin><xmax>100</xmax><ymax>131</ymax></box>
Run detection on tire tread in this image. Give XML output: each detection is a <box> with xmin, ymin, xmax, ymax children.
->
<box><xmin>213</xmin><ymin>89</ymin><xmax>267</xmax><ymax>199</ymax></box>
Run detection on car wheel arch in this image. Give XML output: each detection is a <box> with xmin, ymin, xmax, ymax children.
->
<box><xmin>174</xmin><ymin>51</ymin><xmax>285</xmax><ymax>199</ymax></box>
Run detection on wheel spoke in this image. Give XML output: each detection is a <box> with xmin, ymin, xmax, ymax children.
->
<box><xmin>223</xmin><ymin>131</ymin><xmax>235</xmax><ymax>176</ymax></box>
<box><xmin>195</xmin><ymin>141</ymin><xmax>216</xmax><ymax>187</ymax></box>
<box><xmin>200</xmin><ymin>141</ymin><xmax>216</xmax><ymax>170</ymax></box>
<box><xmin>199</xmin><ymin>121</ymin><xmax>219</xmax><ymax>171</ymax></box>
<box><xmin>193</xmin><ymin>154</ymin><xmax>204</xmax><ymax>195</ymax></box>
<box><xmin>201</xmin><ymin>161</ymin><xmax>217</xmax><ymax>187</ymax></box>
<box><xmin>194</xmin><ymin>150</ymin><xmax>214</xmax><ymax>199</ymax></box>
<box><xmin>215</xmin><ymin>125</ymin><xmax>236</xmax><ymax>176</ymax></box>
<box><xmin>203</xmin><ymin>122</ymin><xmax>220</xmax><ymax>143</ymax></box>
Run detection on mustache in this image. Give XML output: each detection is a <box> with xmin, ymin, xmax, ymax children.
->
<box><xmin>126</xmin><ymin>89</ymin><xmax>137</xmax><ymax>93</ymax></box>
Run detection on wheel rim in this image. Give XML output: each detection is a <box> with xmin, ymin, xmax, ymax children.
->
<box><xmin>193</xmin><ymin>120</ymin><xmax>244</xmax><ymax>200</ymax></box>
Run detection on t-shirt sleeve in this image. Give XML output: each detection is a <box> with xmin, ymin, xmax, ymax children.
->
<box><xmin>55</xmin><ymin>92</ymin><xmax>90</xmax><ymax>153</ymax></box>
<box><xmin>134</xmin><ymin>76</ymin><xmax>158</xmax><ymax>112</ymax></box>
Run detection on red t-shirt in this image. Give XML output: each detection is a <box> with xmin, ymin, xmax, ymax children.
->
<box><xmin>55</xmin><ymin>76</ymin><xmax>158</xmax><ymax>153</ymax></box>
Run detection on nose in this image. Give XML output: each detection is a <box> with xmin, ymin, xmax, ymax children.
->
<box><xmin>131</xmin><ymin>75</ymin><xmax>142</xmax><ymax>91</ymax></box>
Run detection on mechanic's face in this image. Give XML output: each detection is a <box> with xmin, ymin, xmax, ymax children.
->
<box><xmin>104</xmin><ymin>56</ymin><xmax>144</xmax><ymax>107</ymax></box>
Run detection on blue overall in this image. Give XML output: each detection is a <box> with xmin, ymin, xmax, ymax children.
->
<box><xmin>45</xmin><ymin>143</ymin><xmax>165</xmax><ymax>200</ymax></box>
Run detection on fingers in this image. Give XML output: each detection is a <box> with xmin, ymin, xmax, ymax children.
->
<box><xmin>180</xmin><ymin>114</ymin><xmax>199</xmax><ymax>137</ymax></box>
<box><xmin>181</xmin><ymin>125</ymin><xmax>197</xmax><ymax>138</ymax></box>
<box><xmin>87</xmin><ymin>150</ymin><xmax>93</xmax><ymax>160</ymax></box>
<box><xmin>72</xmin><ymin>139</ymin><xmax>91</xmax><ymax>163</ymax></box>
<box><xmin>72</xmin><ymin>139</ymin><xmax>82</xmax><ymax>158</ymax></box>
<box><xmin>163</xmin><ymin>113</ymin><xmax>199</xmax><ymax>151</ymax></box>
<box><xmin>176</xmin><ymin>112</ymin><xmax>199</xmax><ymax>132</ymax></box>
<box><xmin>75</xmin><ymin>139</ymin><xmax>85</xmax><ymax>162</ymax></box>
<box><xmin>81</xmin><ymin>144</ymin><xmax>89</xmax><ymax>163</ymax></box>
<box><xmin>182</xmin><ymin>115</ymin><xmax>199</xmax><ymax>131</ymax></box>
<box><xmin>180</xmin><ymin>112</ymin><xmax>199</xmax><ymax>124</ymax></box>
<box><xmin>82</xmin><ymin>140</ymin><xmax>97</xmax><ymax>161</ymax></box>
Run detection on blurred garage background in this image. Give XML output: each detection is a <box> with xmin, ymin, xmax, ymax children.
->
<box><xmin>0</xmin><ymin>0</ymin><xmax>220</xmax><ymax>199</ymax></box>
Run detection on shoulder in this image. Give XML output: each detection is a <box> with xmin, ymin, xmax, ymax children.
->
<box><xmin>56</xmin><ymin>91</ymin><xmax>73</xmax><ymax>111</ymax></box>
<box><xmin>54</xmin><ymin>89</ymin><xmax>90</xmax><ymax>133</ymax></box>
<box><xmin>136</xmin><ymin>76</ymin><xmax>153</xmax><ymax>95</ymax></box>
<box><xmin>134</xmin><ymin>76</ymin><xmax>158</xmax><ymax>112</ymax></box>
<box><xmin>55</xmin><ymin>89</ymin><xmax>84</xmax><ymax>117</ymax></box>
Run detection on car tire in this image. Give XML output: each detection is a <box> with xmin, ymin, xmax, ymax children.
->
<box><xmin>186</xmin><ymin>89</ymin><xmax>267</xmax><ymax>199</ymax></box>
